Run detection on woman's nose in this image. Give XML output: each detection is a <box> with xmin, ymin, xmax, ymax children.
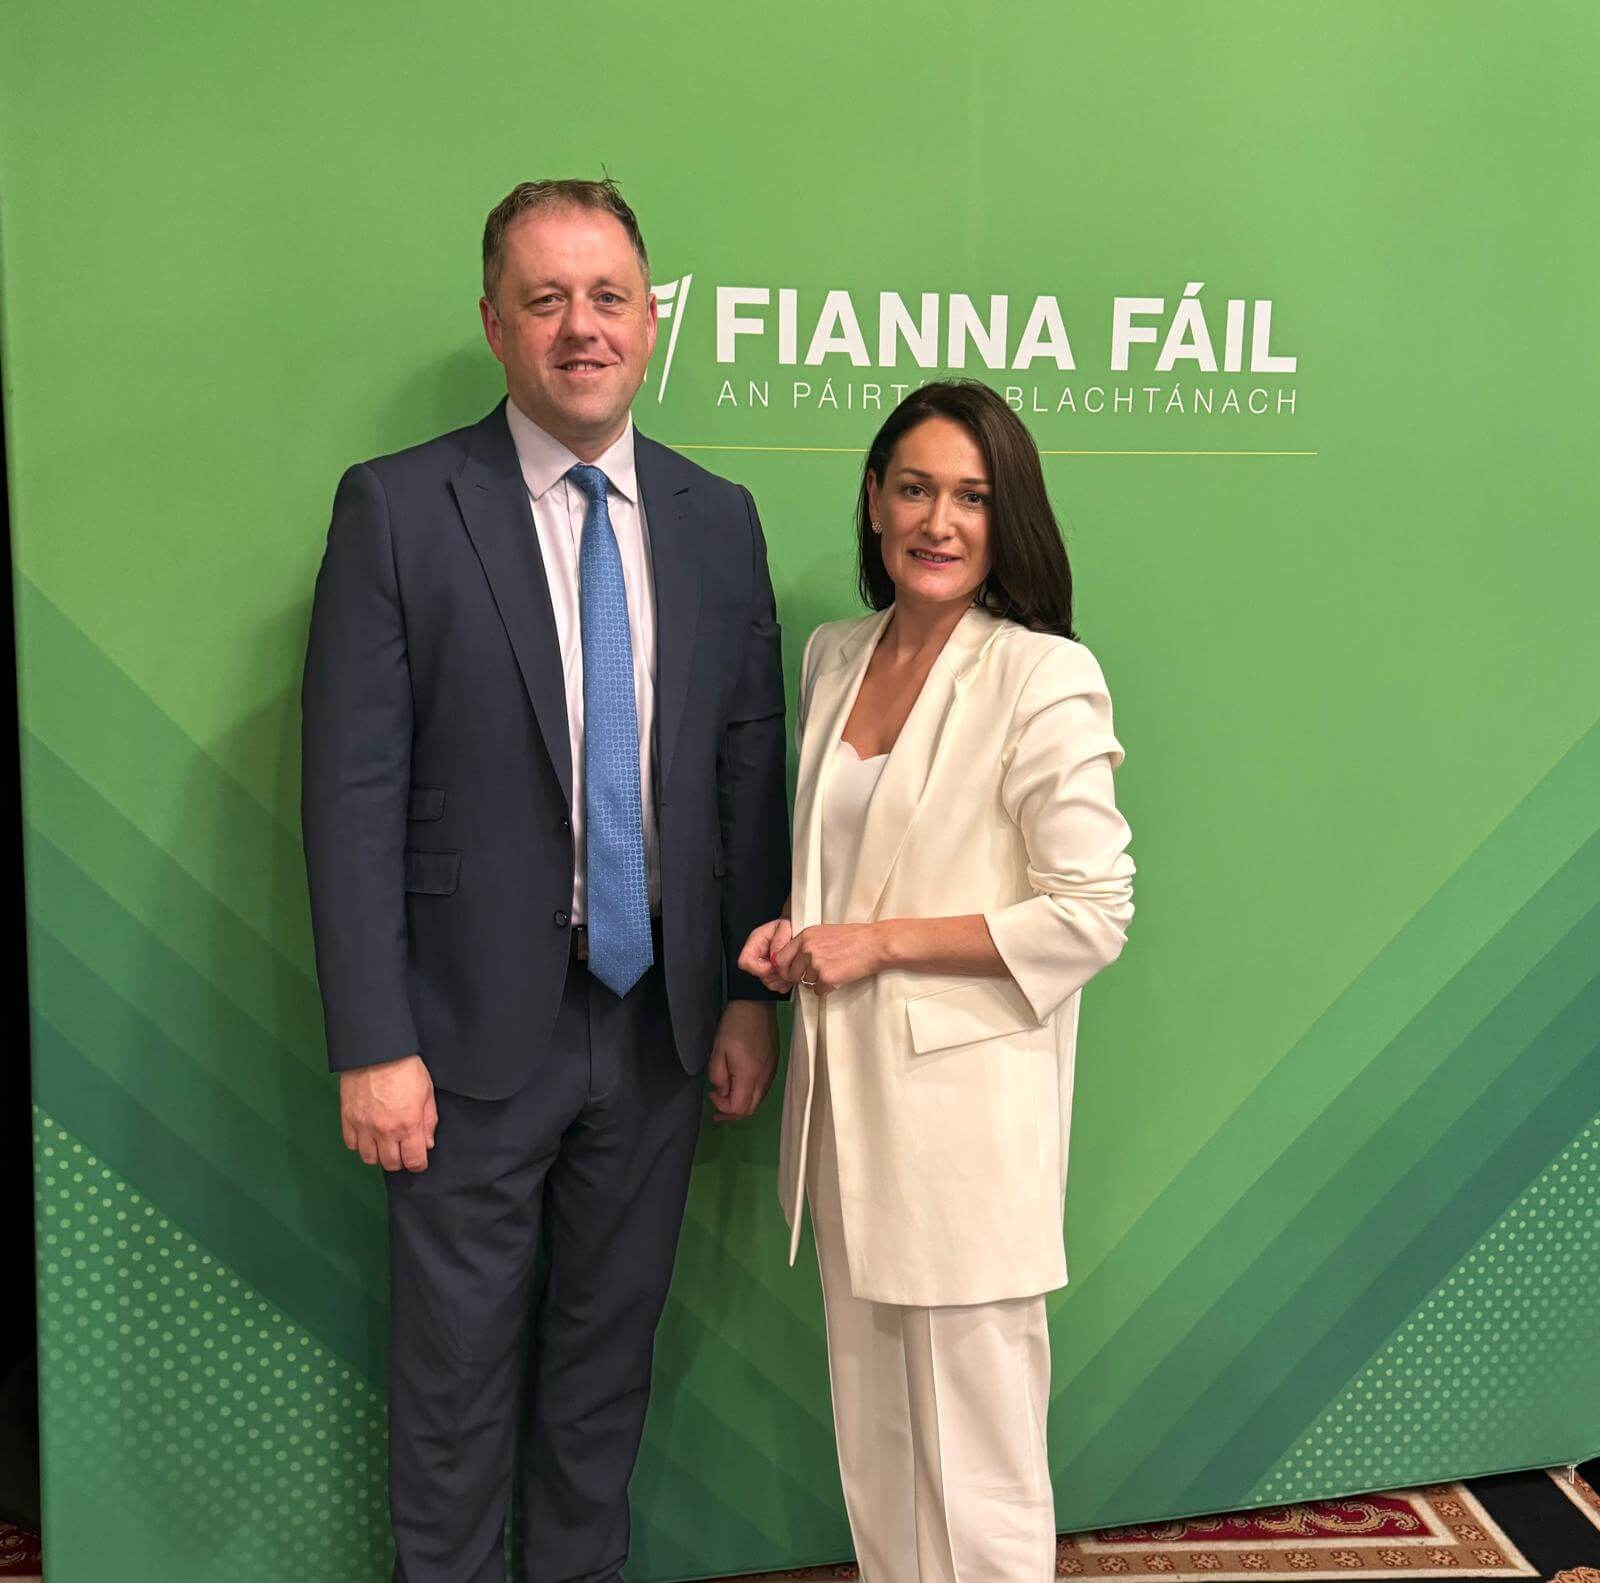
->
<box><xmin>925</xmin><ymin>496</ymin><xmax>958</xmax><ymax>539</ymax></box>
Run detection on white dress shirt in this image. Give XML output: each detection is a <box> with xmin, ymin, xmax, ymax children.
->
<box><xmin>504</xmin><ymin>398</ymin><xmax>659</xmax><ymax>923</ymax></box>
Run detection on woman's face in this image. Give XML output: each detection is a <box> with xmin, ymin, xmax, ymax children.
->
<box><xmin>868</xmin><ymin>415</ymin><xmax>994</xmax><ymax>612</ymax></box>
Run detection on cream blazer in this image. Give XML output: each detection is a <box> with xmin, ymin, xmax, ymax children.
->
<box><xmin>776</xmin><ymin>604</ymin><xmax>1135</xmax><ymax>1307</ymax></box>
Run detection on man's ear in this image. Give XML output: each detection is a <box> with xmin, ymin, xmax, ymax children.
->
<box><xmin>479</xmin><ymin>295</ymin><xmax>504</xmax><ymax>363</ymax></box>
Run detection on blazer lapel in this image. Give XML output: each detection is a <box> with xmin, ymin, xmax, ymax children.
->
<box><xmin>451</xmin><ymin>402</ymin><xmax>572</xmax><ymax>809</ymax></box>
<box><xmin>792</xmin><ymin>607</ymin><xmax>894</xmax><ymax>930</ymax></box>
<box><xmin>636</xmin><ymin>433</ymin><xmax>700</xmax><ymax>796</ymax></box>
<box><xmin>843</xmin><ymin>604</ymin><xmax>1005</xmax><ymax>920</ymax></box>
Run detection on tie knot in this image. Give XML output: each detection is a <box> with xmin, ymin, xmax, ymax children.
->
<box><xmin>566</xmin><ymin>463</ymin><xmax>610</xmax><ymax>504</ymax></box>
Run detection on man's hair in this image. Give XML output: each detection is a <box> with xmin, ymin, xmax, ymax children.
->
<box><xmin>481</xmin><ymin>178</ymin><xmax>650</xmax><ymax>305</ymax></box>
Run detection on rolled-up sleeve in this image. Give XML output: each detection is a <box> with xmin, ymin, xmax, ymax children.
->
<box><xmin>982</xmin><ymin>639</ymin><xmax>1135</xmax><ymax>1024</ymax></box>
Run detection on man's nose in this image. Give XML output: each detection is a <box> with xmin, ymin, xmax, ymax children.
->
<box><xmin>560</xmin><ymin>299</ymin><xmax>600</xmax><ymax>341</ymax></box>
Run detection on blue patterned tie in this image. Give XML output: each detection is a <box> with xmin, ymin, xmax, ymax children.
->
<box><xmin>567</xmin><ymin>463</ymin><xmax>653</xmax><ymax>996</ymax></box>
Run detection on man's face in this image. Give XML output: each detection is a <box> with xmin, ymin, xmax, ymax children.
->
<box><xmin>480</xmin><ymin>205</ymin><xmax>658</xmax><ymax>457</ymax></box>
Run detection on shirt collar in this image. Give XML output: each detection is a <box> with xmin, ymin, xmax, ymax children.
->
<box><xmin>504</xmin><ymin>398</ymin><xmax>639</xmax><ymax>505</ymax></box>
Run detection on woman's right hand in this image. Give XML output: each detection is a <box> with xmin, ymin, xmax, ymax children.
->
<box><xmin>738</xmin><ymin>917</ymin><xmax>795</xmax><ymax>993</ymax></box>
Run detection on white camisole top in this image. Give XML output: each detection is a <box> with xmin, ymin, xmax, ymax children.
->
<box><xmin>819</xmin><ymin>739</ymin><xmax>888</xmax><ymax>925</ymax></box>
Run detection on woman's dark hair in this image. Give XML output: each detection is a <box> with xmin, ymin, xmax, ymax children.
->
<box><xmin>856</xmin><ymin>380</ymin><xmax>1076</xmax><ymax>640</ymax></box>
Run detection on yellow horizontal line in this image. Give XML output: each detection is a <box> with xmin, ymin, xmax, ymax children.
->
<box><xmin>665</xmin><ymin>443</ymin><xmax>1317</xmax><ymax>458</ymax></box>
<box><xmin>1041</xmin><ymin>449</ymin><xmax>1318</xmax><ymax>457</ymax></box>
<box><xmin>665</xmin><ymin>443</ymin><xmax>862</xmax><ymax>454</ymax></box>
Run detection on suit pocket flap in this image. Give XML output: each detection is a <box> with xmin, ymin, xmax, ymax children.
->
<box><xmin>905</xmin><ymin>977</ymin><xmax>1041</xmax><ymax>1055</ymax></box>
<box><xmin>407</xmin><ymin>786</ymin><xmax>446</xmax><ymax>822</ymax></box>
<box><xmin>403</xmin><ymin>848</ymin><xmax>460</xmax><ymax>896</ymax></box>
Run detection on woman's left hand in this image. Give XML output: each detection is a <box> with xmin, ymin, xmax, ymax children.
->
<box><xmin>773</xmin><ymin>923</ymin><xmax>887</xmax><ymax>995</ymax></box>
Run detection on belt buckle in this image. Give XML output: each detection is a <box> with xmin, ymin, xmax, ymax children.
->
<box><xmin>570</xmin><ymin>919</ymin><xmax>661</xmax><ymax>967</ymax></box>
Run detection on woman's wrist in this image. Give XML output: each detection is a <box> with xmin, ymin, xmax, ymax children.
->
<box><xmin>872</xmin><ymin>918</ymin><xmax>906</xmax><ymax>972</ymax></box>
<box><xmin>866</xmin><ymin>915</ymin><xmax>1006</xmax><ymax>979</ymax></box>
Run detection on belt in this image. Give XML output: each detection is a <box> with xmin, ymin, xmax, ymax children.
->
<box><xmin>571</xmin><ymin>916</ymin><xmax>664</xmax><ymax>963</ymax></box>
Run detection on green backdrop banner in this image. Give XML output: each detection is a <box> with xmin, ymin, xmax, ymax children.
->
<box><xmin>4</xmin><ymin>2</ymin><xmax>1598</xmax><ymax>1578</ymax></box>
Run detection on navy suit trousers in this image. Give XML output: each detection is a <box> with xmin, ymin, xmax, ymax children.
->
<box><xmin>385</xmin><ymin>943</ymin><xmax>702</xmax><ymax>1583</ymax></box>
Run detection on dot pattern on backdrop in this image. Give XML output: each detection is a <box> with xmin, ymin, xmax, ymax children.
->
<box><xmin>33</xmin><ymin>1103</ymin><xmax>1598</xmax><ymax>1570</ymax></box>
<box><xmin>1252</xmin><ymin>1113</ymin><xmax>1600</xmax><ymax>1503</ymax></box>
<box><xmin>34</xmin><ymin>1108</ymin><xmax>392</xmax><ymax>1579</ymax></box>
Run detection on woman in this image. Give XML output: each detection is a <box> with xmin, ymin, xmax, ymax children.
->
<box><xmin>738</xmin><ymin>381</ymin><xmax>1136</xmax><ymax>1582</ymax></box>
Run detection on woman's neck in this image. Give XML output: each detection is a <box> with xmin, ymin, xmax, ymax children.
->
<box><xmin>881</xmin><ymin>595</ymin><xmax>972</xmax><ymax>665</ymax></box>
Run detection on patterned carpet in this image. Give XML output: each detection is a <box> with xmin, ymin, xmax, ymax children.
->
<box><xmin>0</xmin><ymin>1464</ymin><xmax>1594</xmax><ymax>1580</ymax></box>
<box><xmin>0</xmin><ymin>1521</ymin><xmax>39</xmax><ymax>1580</ymax></box>
<box><xmin>713</xmin><ymin>1465</ymin><xmax>1600</xmax><ymax>1583</ymax></box>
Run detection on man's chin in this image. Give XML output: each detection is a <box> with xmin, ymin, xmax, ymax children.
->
<box><xmin>515</xmin><ymin>387</ymin><xmax>637</xmax><ymax>446</ymax></box>
<box><xmin>549</xmin><ymin>385</ymin><xmax>636</xmax><ymax>426</ymax></box>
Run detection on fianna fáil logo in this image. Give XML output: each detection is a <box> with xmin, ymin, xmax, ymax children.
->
<box><xmin>651</xmin><ymin>276</ymin><xmax>1302</xmax><ymax>426</ymax></box>
<box><xmin>651</xmin><ymin>273</ymin><xmax>695</xmax><ymax>402</ymax></box>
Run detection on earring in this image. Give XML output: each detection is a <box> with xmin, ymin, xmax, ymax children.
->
<box><xmin>870</xmin><ymin>519</ymin><xmax>882</xmax><ymax>535</ymax></box>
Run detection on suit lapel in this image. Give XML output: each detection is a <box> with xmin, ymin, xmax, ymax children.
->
<box><xmin>636</xmin><ymin>433</ymin><xmax>700</xmax><ymax>796</ymax></box>
<box><xmin>790</xmin><ymin>607</ymin><xmax>891</xmax><ymax>1075</ymax></box>
<box><xmin>451</xmin><ymin>402</ymin><xmax>572</xmax><ymax>808</ymax></box>
<box><xmin>838</xmin><ymin>604</ymin><xmax>1005</xmax><ymax>922</ymax></box>
<box><xmin>792</xmin><ymin>607</ymin><xmax>893</xmax><ymax>929</ymax></box>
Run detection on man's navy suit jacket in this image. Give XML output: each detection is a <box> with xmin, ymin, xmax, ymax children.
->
<box><xmin>301</xmin><ymin>400</ymin><xmax>790</xmax><ymax>1100</ymax></box>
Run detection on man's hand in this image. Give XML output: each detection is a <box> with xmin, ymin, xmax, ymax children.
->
<box><xmin>737</xmin><ymin>917</ymin><xmax>794</xmax><ymax>993</ymax></box>
<box><xmin>340</xmin><ymin>1054</ymin><xmax>437</xmax><ymax>1172</ymax></box>
<box><xmin>706</xmin><ymin>1001</ymin><xmax>778</xmax><ymax>1124</ymax></box>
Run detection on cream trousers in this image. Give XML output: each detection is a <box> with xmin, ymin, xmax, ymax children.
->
<box><xmin>805</xmin><ymin>1040</ymin><xmax>1057</xmax><ymax>1582</ymax></box>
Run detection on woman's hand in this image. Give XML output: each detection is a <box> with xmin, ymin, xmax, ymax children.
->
<box><xmin>773</xmin><ymin>923</ymin><xmax>886</xmax><ymax>995</ymax></box>
<box><xmin>738</xmin><ymin>917</ymin><xmax>795</xmax><ymax>993</ymax></box>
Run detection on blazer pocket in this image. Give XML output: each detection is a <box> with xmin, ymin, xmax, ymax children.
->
<box><xmin>407</xmin><ymin>786</ymin><xmax>446</xmax><ymax>822</ymax></box>
<box><xmin>403</xmin><ymin>848</ymin><xmax>461</xmax><ymax>896</ymax></box>
<box><xmin>905</xmin><ymin>977</ymin><xmax>1042</xmax><ymax>1055</ymax></box>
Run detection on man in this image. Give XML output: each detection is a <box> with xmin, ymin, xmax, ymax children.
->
<box><xmin>301</xmin><ymin>179</ymin><xmax>789</xmax><ymax>1583</ymax></box>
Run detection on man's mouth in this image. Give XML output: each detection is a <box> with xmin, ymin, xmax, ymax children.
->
<box><xmin>557</xmin><ymin>359</ymin><xmax>612</xmax><ymax>375</ymax></box>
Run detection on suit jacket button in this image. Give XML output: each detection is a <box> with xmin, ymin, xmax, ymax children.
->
<box><xmin>559</xmin><ymin>817</ymin><xmax>570</xmax><ymax>831</ymax></box>
<box><xmin>554</xmin><ymin>910</ymin><xmax>569</xmax><ymax>928</ymax></box>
